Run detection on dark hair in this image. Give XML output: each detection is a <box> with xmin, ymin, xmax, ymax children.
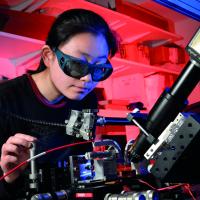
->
<box><xmin>35</xmin><ymin>8</ymin><xmax>118</xmax><ymax>73</ymax></box>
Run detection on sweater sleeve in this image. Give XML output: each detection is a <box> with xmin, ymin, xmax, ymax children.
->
<box><xmin>0</xmin><ymin>177</ymin><xmax>13</xmax><ymax>200</ymax></box>
<box><xmin>0</xmin><ymin>87</ymin><xmax>26</xmax><ymax>199</ymax></box>
<box><xmin>0</xmin><ymin>169</ymin><xmax>25</xmax><ymax>200</ymax></box>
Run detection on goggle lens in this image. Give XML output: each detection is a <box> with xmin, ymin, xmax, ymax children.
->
<box><xmin>54</xmin><ymin>48</ymin><xmax>113</xmax><ymax>81</ymax></box>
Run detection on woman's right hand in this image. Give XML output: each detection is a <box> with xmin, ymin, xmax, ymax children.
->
<box><xmin>0</xmin><ymin>133</ymin><xmax>37</xmax><ymax>183</ymax></box>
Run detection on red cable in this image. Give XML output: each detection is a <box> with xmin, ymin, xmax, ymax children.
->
<box><xmin>183</xmin><ymin>184</ymin><xmax>196</xmax><ymax>200</ymax></box>
<box><xmin>0</xmin><ymin>140</ymin><xmax>92</xmax><ymax>181</ymax></box>
<box><xmin>46</xmin><ymin>141</ymin><xmax>92</xmax><ymax>153</ymax></box>
<box><xmin>0</xmin><ymin>160</ymin><xmax>28</xmax><ymax>181</ymax></box>
<box><xmin>138</xmin><ymin>179</ymin><xmax>196</xmax><ymax>200</ymax></box>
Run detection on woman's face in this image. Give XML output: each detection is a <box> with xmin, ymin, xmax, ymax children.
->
<box><xmin>49</xmin><ymin>32</ymin><xmax>109</xmax><ymax>100</ymax></box>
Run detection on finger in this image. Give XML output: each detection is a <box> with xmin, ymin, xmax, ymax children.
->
<box><xmin>2</xmin><ymin>155</ymin><xmax>18</xmax><ymax>166</ymax></box>
<box><xmin>1</xmin><ymin>143</ymin><xmax>21</xmax><ymax>157</ymax></box>
<box><xmin>14</xmin><ymin>133</ymin><xmax>37</xmax><ymax>142</ymax></box>
<box><xmin>6</xmin><ymin>136</ymin><xmax>33</xmax><ymax>149</ymax></box>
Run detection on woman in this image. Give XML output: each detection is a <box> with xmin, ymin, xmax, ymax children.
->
<box><xmin>0</xmin><ymin>8</ymin><xmax>118</xmax><ymax>199</ymax></box>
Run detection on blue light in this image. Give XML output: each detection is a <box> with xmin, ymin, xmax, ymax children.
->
<box><xmin>139</xmin><ymin>194</ymin><xmax>146</xmax><ymax>200</ymax></box>
<box><xmin>153</xmin><ymin>193</ymin><xmax>160</xmax><ymax>200</ymax></box>
<box><xmin>79</xmin><ymin>161</ymin><xmax>94</xmax><ymax>181</ymax></box>
<box><xmin>153</xmin><ymin>0</ymin><xmax>200</xmax><ymax>21</ymax></box>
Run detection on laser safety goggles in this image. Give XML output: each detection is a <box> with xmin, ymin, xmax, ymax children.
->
<box><xmin>53</xmin><ymin>48</ymin><xmax>113</xmax><ymax>82</ymax></box>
